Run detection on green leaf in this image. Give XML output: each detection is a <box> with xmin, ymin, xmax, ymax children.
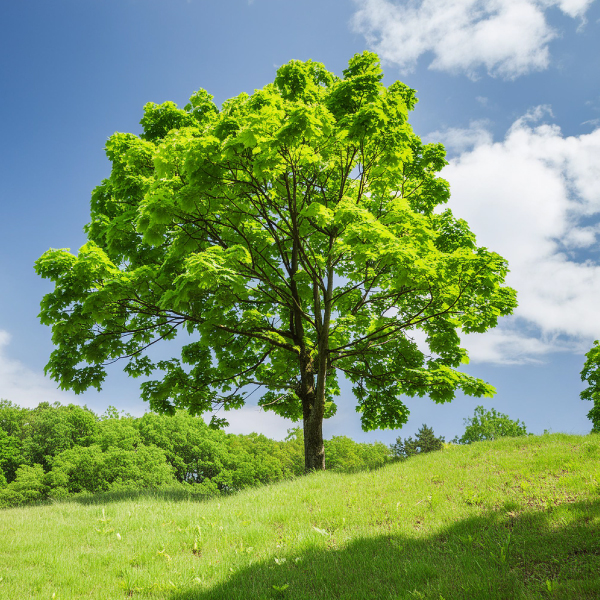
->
<box><xmin>35</xmin><ymin>52</ymin><xmax>517</xmax><ymax>471</ymax></box>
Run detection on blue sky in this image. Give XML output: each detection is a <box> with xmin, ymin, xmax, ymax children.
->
<box><xmin>1</xmin><ymin>0</ymin><xmax>599</xmax><ymax>444</ymax></box>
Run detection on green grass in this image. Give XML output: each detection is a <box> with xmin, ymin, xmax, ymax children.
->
<box><xmin>1</xmin><ymin>433</ymin><xmax>599</xmax><ymax>600</ymax></box>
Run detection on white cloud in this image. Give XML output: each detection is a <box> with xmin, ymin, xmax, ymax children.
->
<box><xmin>0</xmin><ymin>330</ymin><xmax>75</xmax><ymax>407</ymax></box>
<box><xmin>436</xmin><ymin>109</ymin><xmax>600</xmax><ymax>362</ymax></box>
<box><xmin>219</xmin><ymin>405</ymin><xmax>292</xmax><ymax>440</ymax></box>
<box><xmin>351</xmin><ymin>0</ymin><xmax>596</xmax><ymax>79</ymax></box>
<box><xmin>462</xmin><ymin>327</ymin><xmax>584</xmax><ymax>364</ymax></box>
<box><xmin>425</xmin><ymin>120</ymin><xmax>493</xmax><ymax>154</ymax></box>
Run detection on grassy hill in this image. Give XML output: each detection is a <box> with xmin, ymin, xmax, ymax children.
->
<box><xmin>1</xmin><ymin>433</ymin><xmax>599</xmax><ymax>600</ymax></box>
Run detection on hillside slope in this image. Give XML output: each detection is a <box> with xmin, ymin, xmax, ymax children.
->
<box><xmin>1</xmin><ymin>433</ymin><xmax>599</xmax><ymax>599</ymax></box>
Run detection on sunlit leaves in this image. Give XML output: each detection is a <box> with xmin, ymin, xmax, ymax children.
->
<box><xmin>35</xmin><ymin>51</ymin><xmax>516</xmax><ymax>441</ymax></box>
<box><xmin>580</xmin><ymin>341</ymin><xmax>600</xmax><ymax>432</ymax></box>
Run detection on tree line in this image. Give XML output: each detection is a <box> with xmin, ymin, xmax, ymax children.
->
<box><xmin>0</xmin><ymin>400</ymin><xmax>530</xmax><ymax>509</ymax></box>
<box><xmin>0</xmin><ymin>400</ymin><xmax>389</xmax><ymax>508</ymax></box>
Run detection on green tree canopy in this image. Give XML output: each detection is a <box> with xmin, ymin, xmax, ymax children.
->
<box><xmin>35</xmin><ymin>52</ymin><xmax>516</xmax><ymax>471</ymax></box>
<box><xmin>0</xmin><ymin>400</ymin><xmax>25</xmax><ymax>483</ymax></box>
<box><xmin>580</xmin><ymin>341</ymin><xmax>600</xmax><ymax>433</ymax></box>
<box><xmin>453</xmin><ymin>405</ymin><xmax>528</xmax><ymax>444</ymax></box>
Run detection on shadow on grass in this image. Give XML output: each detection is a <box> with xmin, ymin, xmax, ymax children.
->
<box><xmin>170</xmin><ymin>498</ymin><xmax>600</xmax><ymax>600</ymax></box>
<box><xmin>60</xmin><ymin>486</ymin><xmax>222</xmax><ymax>507</ymax></box>
<box><xmin>62</xmin><ymin>467</ymin><xmax>393</xmax><ymax>508</ymax></box>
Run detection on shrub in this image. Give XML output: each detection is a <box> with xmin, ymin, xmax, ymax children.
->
<box><xmin>136</xmin><ymin>410</ymin><xmax>230</xmax><ymax>483</ymax></box>
<box><xmin>391</xmin><ymin>424</ymin><xmax>445</xmax><ymax>459</ymax></box>
<box><xmin>325</xmin><ymin>436</ymin><xmax>391</xmax><ymax>472</ymax></box>
<box><xmin>198</xmin><ymin>433</ymin><xmax>289</xmax><ymax>491</ymax></box>
<box><xmin>453</xmin><ymin>406</ymin><xmax>528</xmax><ymax>444</ymax></box>
<box><xmin>0</xmin><ymin>428</ymin><xmax>22</xmax><ymax>484</ymax></box>
<box><xmin>47</xmin><ymin>444</ymin><xmax>175</xmax><ymax>494</ymax></box>
<box><xmin>95</xmin><ymin>415</ymin><xmax>141</xmax><ymax>451</ymax></box>
<box><xmin>0</xmin><ymin>400</ymin><xmax>27</xmax><ymax>483</ymax></box>
<box><xmin>0</xmin><ymin>464</ymin><xmax>47</xmax><ymax>507</ymax></box>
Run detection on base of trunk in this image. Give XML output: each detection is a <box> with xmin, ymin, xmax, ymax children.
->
<box><xmin>304</xmin><ymin>417</ymin><xmax>325</xmax><ymax>472</ymax></box>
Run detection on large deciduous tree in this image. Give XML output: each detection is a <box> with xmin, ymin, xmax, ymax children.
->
<box><xmin>35</xmin><ymin>52</ymin><xmax>516</xmax><ymax>471</ymax></box>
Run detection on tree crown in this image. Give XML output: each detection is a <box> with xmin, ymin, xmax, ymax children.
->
<box><xmin>35</xmin><ymin>52</ymin><xmax>516</xmax><ymax>433</ymax></box>
<box><xmin>453</xmin><ymin>405</ymin><xmax>528</xmax><ymax>444</ymax></box>
<box><xmin>580</xmin><ymin>340</ymin><xmax>600</xmax><ymax>433</ymax></box>
<box><xmin>390</xmin><ymin>423</ymin><xmax>445</xmax><ymax>459</ymax></box>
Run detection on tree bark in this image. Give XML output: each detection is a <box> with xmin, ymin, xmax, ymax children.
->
<box><xmin>299</xmin><ymin>348</ymin><xmax>325</xmax><ymax>472</ymax></box>
<box><xmin>303</xmin><ymin>405</ymin><xmax>325</xmax><ymax>471</ymax></box>
<box><xmin>301</xmin><ymin>262</ymin><xmax>334</xmax><ymax>472</ymax></box>
<box><xmin>288</xmin><ymin>183</ymin><xmax>328</xmax><ymax>472</ymax></box>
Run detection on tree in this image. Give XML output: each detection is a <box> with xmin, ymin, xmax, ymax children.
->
<box><xmin>35</xmin><ymin>52</ymin><xmax>516</xmax><ymax>472</ymax></box>
<box><xmin>580</xmin><ymin>341</ymin><xmax>600</xmax><ymax>433</ymax></box>
<box><xmin>391</xmin><ymin>424</ymin><xmax>444</xmax><ymax>459</ymax></box>
<box><xmin>325</xmin><ymin>435</ymin><xmax>390</xmax><ymax>471</ymax></box>
<box><xmin>0</xmin><ymin>464</ymin><xmax>47</xmax><ymax>508</ymax></box>
<box><xmin>21</xmin><ymin>402</ymin><xmax>98</xmax><ymax>470</ymax></box>
<box><xmin>0</xmin><ymin>400</ymin><xmax>26</xmax><ymax>482</ymax></box>
<box><xmin>46</xmin><ymin>443</ymin><xmax>175</xmax><ymax>495</ymax></box>
<box><xmin>0</xmin><ymin>429</ymin><xmax>22</xmax><ymax>484</ymax></box>
<box><xmin>453</xmin><ymin>405</ymin><xmax>528</xmax><ymax>444</ymax></box>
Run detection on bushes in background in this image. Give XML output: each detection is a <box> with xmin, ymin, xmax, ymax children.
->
<box><xmin>390</xmin><ymin>424</ymin><xmax>445</xmax><ymax>460</ymax></box>
<box><xmin>325</xmin><ymin>435</ymin><xmax>390</xmax><ymax>472</ymax></box>
<box><xmin>0</xmin><ymin>399</ymin><xmax>532</xmax><ymax>509</ymax></box>
<box><xmin>0</xmin><ymin>400</ymin><xmax>391</xmax><ymax>508</ymax></box>
<box><xmin>0</xmin><ymin>464</ymin><xmax>47</xmax><ymax>507</ymax></box>
<box><xmin>453</xmin><ymin>406</ymin><xmax>528</xmax><ymax>444</ymax></box>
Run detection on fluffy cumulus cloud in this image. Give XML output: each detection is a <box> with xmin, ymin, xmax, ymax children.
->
<box><xmin>434</xmin><ymin>109</ymin><xmax>600</xmax><ymax>362</ymax></box>
<box><xmin>220</xmin><ymin>406</ymin><xmax>292</xmax><ymax>440</ymax></box>
<box><xmin>0</xmin><ymin>330</ymin><xmax>75</xmax><ymax>407</ymax></box>
<box><xmin>352</xmin><ymin>0</ymin><xmax>596</xmax><ymax>78</ymax></box>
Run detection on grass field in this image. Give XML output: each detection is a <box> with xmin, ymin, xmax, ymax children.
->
<box><xmin>1</xmin><ymin>433</ymin><xmax>599</xmax><ymax>599</ymax></box>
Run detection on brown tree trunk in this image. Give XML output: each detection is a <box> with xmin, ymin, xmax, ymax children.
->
<box><xmin>303</xmin><ymin>399</ymin><xmax>325</xmax><ymax>472</ymax></box>
<box><xmin>299</xmin><ymin>349</ymin><xmax>326</xmax><ymax>472</ymax></box>
<box><xmin>288</xmin><ymin>207</ymin><xmax>329</xmax><ymax>472</ymax></box>
<box><xmin>302</xmin><ymin>263</ymin><xmax>333</xmax><ymax>472</ymax></box>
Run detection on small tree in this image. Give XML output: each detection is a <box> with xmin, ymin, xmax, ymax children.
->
<box><xmin>580</xmin><ymin>341</ymin><xmax>600</xmax><ymax>433</ymax></box>
<box><xmin>391</xmin><ymin>424</ymin><xmax>444</xmax><ymax>459</ymax></box>
<box><xmin>453</xmin><ymin>405</ymin><xmax>528</xmax><ymax>444</ymax></box>
<box><xmin>35</xmin><ymin>52</ymin><xmax>516</xmax><ymax>472</ymax></box>
<box><xmin>0</xmin><ymin>464</ymin><xmax>47</xmax><ymax>507</ymax></box>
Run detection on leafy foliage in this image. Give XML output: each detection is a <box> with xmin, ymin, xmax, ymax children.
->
<box><xmin>47</xmin><ymin>443</ymin><xmax>174</xmax><ymax>495</ymax></box>
<box><xmin>0</xmin><ymin>400</ymin><xmax>27</xmax><ymax>482</ymax></box>
<box><xmin>0</xmin><ymin>464</ymin><xmax>47</xmax><ymax>508</ymax></box>
<box><xmin>453</xmin><ymin>406</ymin><xmax>528</xmax><ymax>444</ymax></box>
<box><xmin>580</xmin><ymin>341</ymin><xmax>600</xmax><ymax>433</ymax></box>
<box><xmin>0</xmin><ymin>428</ymin><xmax>21</xmax><ymax>485</ymax></box>
<box><xmin>0</xmin><ymin>401</ymin><xmax>392</xmax><ymax>508</ymax></box>
<box><xmin>0</xmin><ymin>399</ymin><xmax>98</xmax><ymax>478</ymax></box>
<box><xmin>21</xmin><ymin>402</ymin><xmax>98</xmax><ymax>470</ymax></box>
<box><xmin>390</xmin><ymin>424</ymin><xmax>445</xmax><ymax>459</ymax></box>
<box><xmin>35</xmin><ymin>52</ymin><xmax>516</xmax><ymax>470</ymax></box>
<box><xmin>325</xmin><ymin>435</ymin><xmax>390</xmax><ymax>471</ymax></box>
